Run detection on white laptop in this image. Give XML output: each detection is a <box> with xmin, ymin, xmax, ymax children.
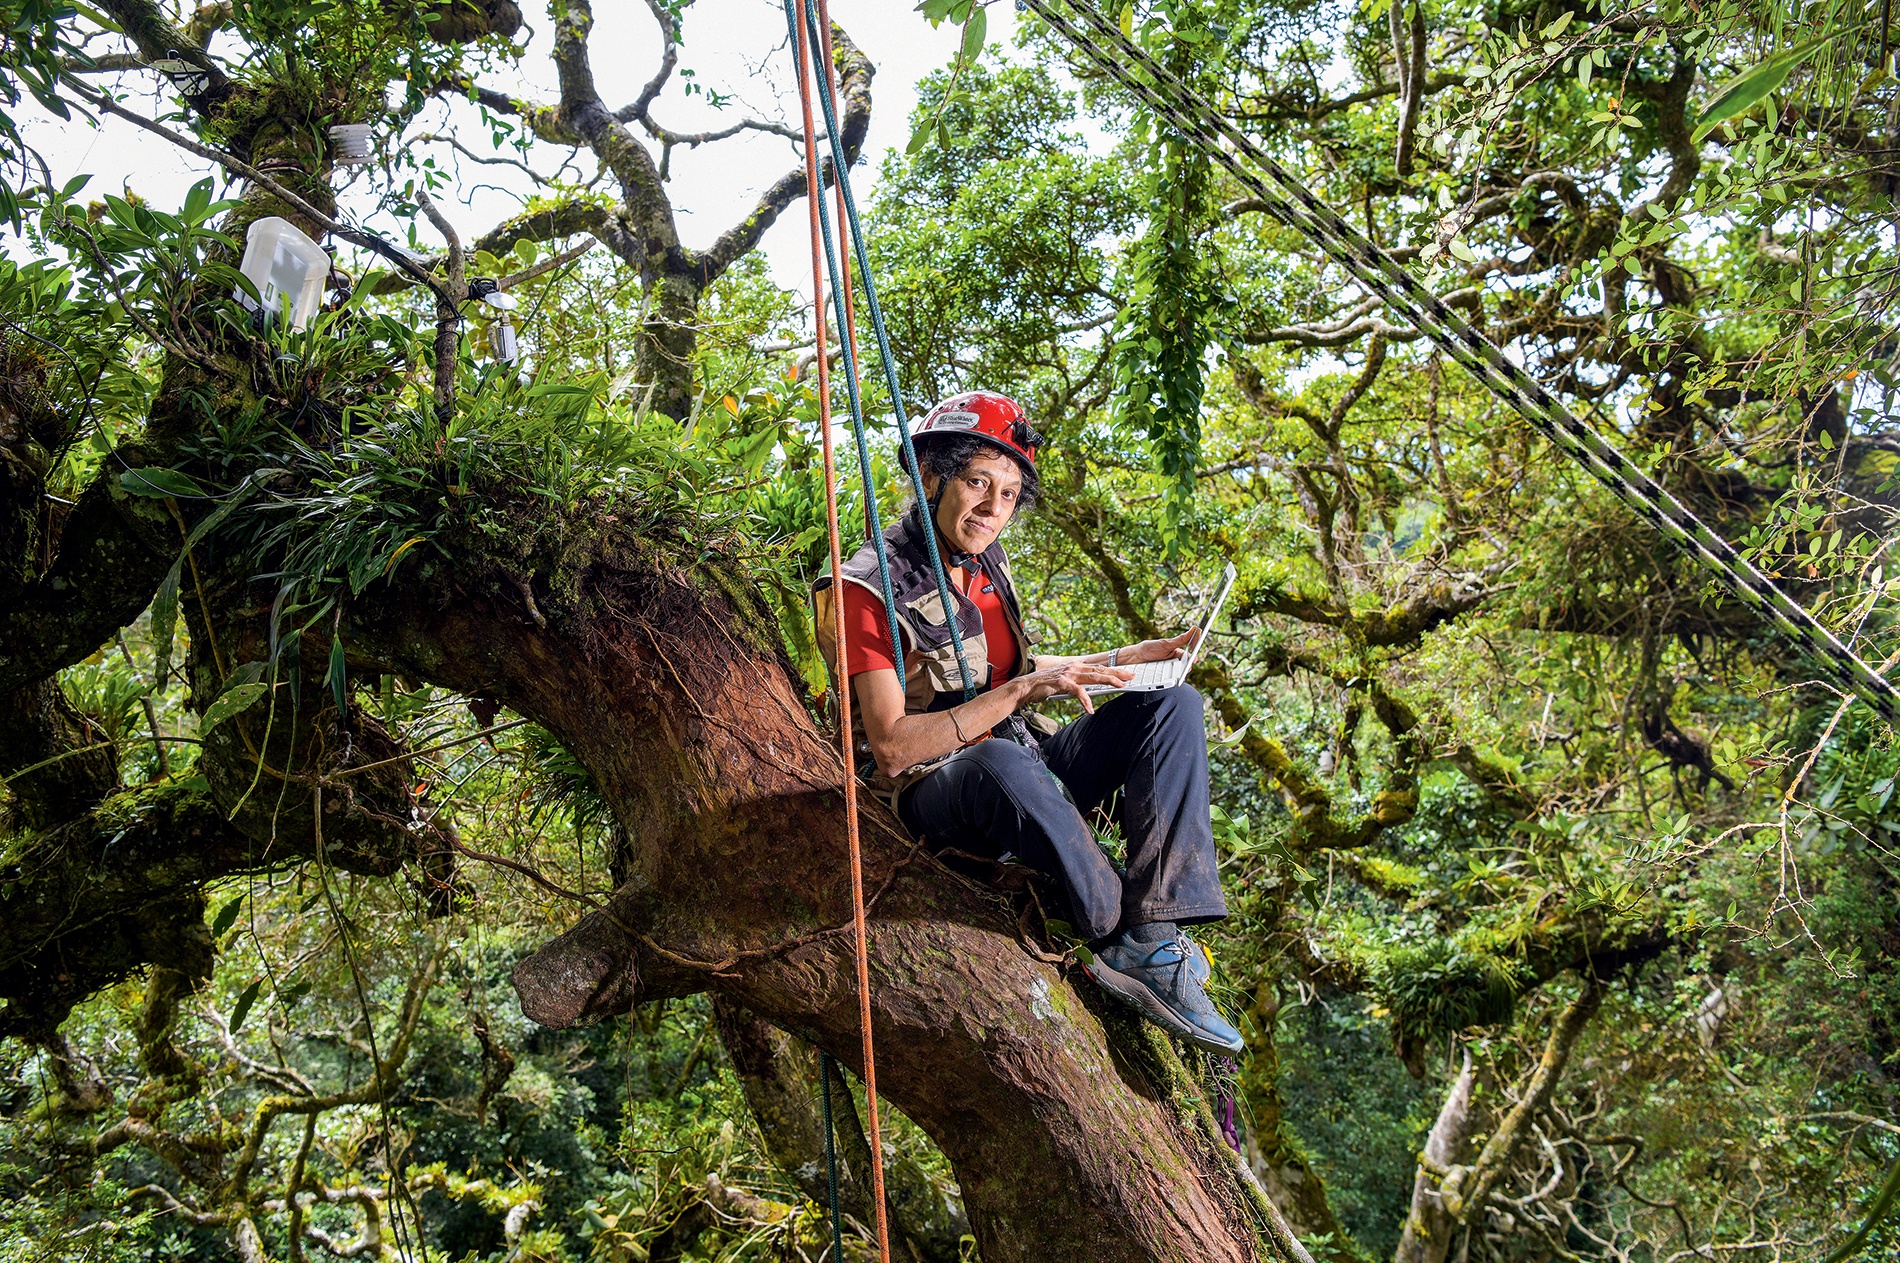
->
<box><xmin>1084</xmin><ymin>562</ymin><xmax>1237</xmax><ymax>695</ymax></box>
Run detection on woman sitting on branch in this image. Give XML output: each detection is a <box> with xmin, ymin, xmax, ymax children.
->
<box><xmin>814</xmin><ymin>391</ymin><xmax>1242</xmax><ymax>1056</ymax></box>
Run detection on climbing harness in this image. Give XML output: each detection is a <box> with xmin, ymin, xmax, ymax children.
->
<box><xmin>1016</xmin><ymin>0</ymin><xmax>1899</xmax><ymax>728</ymax></box>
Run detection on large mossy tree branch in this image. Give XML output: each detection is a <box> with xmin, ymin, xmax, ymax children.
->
<box><xmin>0</xmin><ymin>676</ymin><xmax>452</xmax><ymax>1038</ymax></box>
<box><xmin>545</xmin><ymin>0</ymin><xmax>678</xmax><ymax>277</ymax></box>
<box><xmin>1396</xmin><ymin>977</ymin><xmax>1605</xmax><ymax>1263</ymax></box>
<box><xmin>0</xmin><ymin>679</ymin><xmax>119</xmax><ymax>830</ymax></box>
<box><xmin>0</xmin><ymin>471</ymin><xmax>178</xmax><ymax>696</ymax></box>
<box><xmin>0</xmin><ymin>780</ymin><xmax>230</xmax><ymax>1040</ymax></box>
<box><xmin>303</xmin><ymin>497</ymin><xmax>1281</xmax><ymax>1261</ymax></box>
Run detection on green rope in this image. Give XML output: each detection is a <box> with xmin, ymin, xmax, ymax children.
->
<box><xmin>1020</xmin><ymin>0</ymin><xmax>1898</xmax><ymax>728</ymax></box>
<box><xmin>818</xmin><ymin>1050</ymin><xmax>849</xmax><ymax>1261</ymax></box>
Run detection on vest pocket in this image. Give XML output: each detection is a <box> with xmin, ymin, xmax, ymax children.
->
<box><xmin>919</xmin><ymin>635</ymin><xmax>985</xmax><ymax>693</ymax></box>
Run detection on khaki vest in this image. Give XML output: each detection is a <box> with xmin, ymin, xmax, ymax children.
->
<box><xmin>812</xmin><ymin>507</ymin><xmax>1036</xmax><ymax>805</ymax></box>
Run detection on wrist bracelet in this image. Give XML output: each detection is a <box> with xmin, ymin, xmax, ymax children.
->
<box><xmin>1109</xmin><ymin>648</ymin><xmax>1119</xmax><ymax>667</ymax></box>
<box><xmin>950</xmin><ymin>708</ymin><xmax>971</xmax><ymax>744</ymax></box>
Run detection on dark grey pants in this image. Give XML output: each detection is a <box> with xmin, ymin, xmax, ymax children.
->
<box><xmin>897</xmin><ymin>685</ymin><xmax>1228</xmax><ymax>941</ymax></box>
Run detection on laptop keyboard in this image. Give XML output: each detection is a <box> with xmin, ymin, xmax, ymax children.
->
<box><xmin>1087</xmin><ymin>656</ymin><xmax>1183</xmax><ymax>692</ymax></box>
<box><xmin>1125</xmin><ymin>657</ymin><xmax>1181</xmax><ymax>687</ymax></box>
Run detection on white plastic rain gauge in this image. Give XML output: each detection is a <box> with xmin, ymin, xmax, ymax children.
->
<box><xmin>234</xmin><ymin>216</ymin><xmax>329</xmax><ymax>331</ymax></box>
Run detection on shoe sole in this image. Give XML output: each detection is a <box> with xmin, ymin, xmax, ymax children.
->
<box><xmin>1083</xmin><ymin>958</ymin><xmax>1242</xmax><ymax>1057</ymax></box>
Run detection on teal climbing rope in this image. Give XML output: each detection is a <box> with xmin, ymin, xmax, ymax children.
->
<box><xmin>818</xmin><ymin>1051</ymin><xmax>849</xmax><ymax>1262</ymax></box>
<box><xmin>1018</xmin><ymin>0</ymin><xmax>1898</xmax><ymax>727</ymax></box>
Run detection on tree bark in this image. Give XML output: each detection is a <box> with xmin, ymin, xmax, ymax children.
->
<box><xmin>1238</xmin><ymin>979</ymin><xmax>1353</xmax><ymax>1263</ymax></box>
<box><xmin>1393</xmin><ymin>1050</ymin><xmax>1479</xmax><ymax>1263</ymax></box>
<box><xmin>1395</xmin><ymin>978</ymin><xmax>1603</xmax><ymax>1263</ymax></box>
<box><xmin>331</xmin><ymin>513</ymin><xmax>1275</xmax><ymax>1263</ymax></box>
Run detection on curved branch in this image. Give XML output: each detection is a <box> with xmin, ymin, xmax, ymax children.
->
<box><xmin>617</xmin><ymin>0</ymin><xmax>680</xmax><ymax>125</ymax></box>
<box><xmin>61</xmin><ymin>77</ymin><xmax>450</xmax><ymax>298</ymax></box>
<box><xmin>689</xmin><ymin>20</ymin><xmax>874</xmax><ymax>284</ymax></box>
<box><xmin>414</xmin><ymin>132</ymin><xmax>556</xmax><ymax>186</ymax></box>
<box><xmin>640</xmin><ymin>115</ymin><xmax>806</xmax><ymax>147</ymax></box>
<box><xmin>367</xmin><ymin>200</ymin><xmax>609</xmax><ymax>296</ymax></box>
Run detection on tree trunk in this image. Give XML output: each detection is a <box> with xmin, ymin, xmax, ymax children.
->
<box><xmin>636</xmin><ymin>271</ymin><xmax>703</xmax><ymax>422</ymax></box>
<box><xmin>1238</xmin><ymin>979</ymin><xmax>1353</xmax><ymax>1263</ymax></box>
<box><xmin>340</xmin><ymin>518</ymin><xmax>1277</xmax><ymax>1263</ymax></box>
<box><xmin>1393</xmin><ymin>1051</ymin><xmax>1479</xmax><ymax>1263</ymax></box>
<box><xmin>716</xmin><ymin>998</ymin><xmax>971</xmax><ymax>1262</ymax></box>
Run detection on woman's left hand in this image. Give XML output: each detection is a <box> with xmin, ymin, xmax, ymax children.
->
<box><xmin>1117</xmin><ymin>629</ymin><xmax>1199</xmax><ymax>665</ymax></box>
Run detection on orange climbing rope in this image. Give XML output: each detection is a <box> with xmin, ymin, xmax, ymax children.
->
<box><xmin>789</xmin><ymin>0</ymin><xmax>893</xmax><ymax>1258</ymax></box>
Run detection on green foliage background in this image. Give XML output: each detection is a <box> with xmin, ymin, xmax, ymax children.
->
<box><xmin>1</xmin><ymin>0</ymin><xmax>1898</xmax><ymax>1259</ymax></box>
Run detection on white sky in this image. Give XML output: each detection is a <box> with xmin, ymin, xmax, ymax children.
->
<box><xmin>22</xmin><ymin>0</ymin><xmax>1020</xmax><ymax>289</ymax></box>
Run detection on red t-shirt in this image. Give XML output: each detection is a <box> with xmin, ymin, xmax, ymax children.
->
<box><xmin>841</xmin><ymin>573</ymin><xmax>1018</xmax><ymax>686</ymax></box>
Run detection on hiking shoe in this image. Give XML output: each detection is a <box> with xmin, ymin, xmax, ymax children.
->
<box><xmin>1084</xmin><ymin>935</ymin><xmax>1244</xmax><ymax>1057</ymax></box>
<box><xmin>1183</xmin><ymin>935</ymin><xmax>1212</xmax><ymax>986</ymax></box>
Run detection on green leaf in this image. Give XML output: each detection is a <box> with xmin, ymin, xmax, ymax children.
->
<box><xmin>210</xmin><ymin>893</ymin><xmax>245</xmax><ymax>937</ymax></box>
<box><xmin>224</xmin><ymin>661</ymin><xmax>266</xmax><ymax>690</ymax></box>
<box><xmin>182</xmin><ymin>177</ymin><xmax>213</xmax><ymax>225</ymax></box>
<box><xmin>185</xmin><ymin>478</ymin><xmax>257</xmax><ymax>548</ymax></box>
<box><xmin>1692</xmin><ymin>36</ymin><xmax>1831</xmax><ymax>143</ymax></box>
<box><xmin>958</xmin><ymin>5</ymin><xmax>987</xmax><ymax>62</ymax></box>
<box><xmin>149</xmin><ymin>560</ymin><xmax>183</xmax><ymax>690</ymax></box>
<box><xmin>229</xmin><ymin>979</ymin><xmax>262</xmax><ymax>1035</ymax></box>
<box><xmin>200</xmin><ymin>682</ymin><xmax>268</xmax><ymax>735</ymax></box>
<box><xmin>328</xmin><ymin>637</ymin><xmax>349</xmax><ymax>714</ymax></box>
<box><xmin>120</xmin><ymin>467</ymin><xmax>206</xmax><ymax>499</ymax></box>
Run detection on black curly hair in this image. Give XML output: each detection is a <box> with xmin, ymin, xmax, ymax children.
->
<box><xmin>908</xmin><ymin>433</ymin><xmax>1042</xmax><ymax>512</ymax></box>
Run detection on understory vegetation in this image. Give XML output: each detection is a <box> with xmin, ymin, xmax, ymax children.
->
<box><xmin>1</xmin><ymin>0</ymin><xmax>1896</xmax><ymax>1259</ymax></box>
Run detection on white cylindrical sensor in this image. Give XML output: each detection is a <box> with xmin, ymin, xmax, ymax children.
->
<box><xmin>490</xmin><ymin>317</ymin><xmax>519</xmax><ymax>364</ymax></box>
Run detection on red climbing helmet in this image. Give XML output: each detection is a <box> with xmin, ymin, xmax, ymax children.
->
<box><xmin>911</xmin><ymin>391</ymin><xmax>1042</xmax><ymax>475</ymax></box>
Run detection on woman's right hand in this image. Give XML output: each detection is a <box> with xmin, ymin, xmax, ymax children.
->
<box><xmin>1011</xmin><ymin>660</ymin><xmax>1133</xmax><ymax>714</ymax></box>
